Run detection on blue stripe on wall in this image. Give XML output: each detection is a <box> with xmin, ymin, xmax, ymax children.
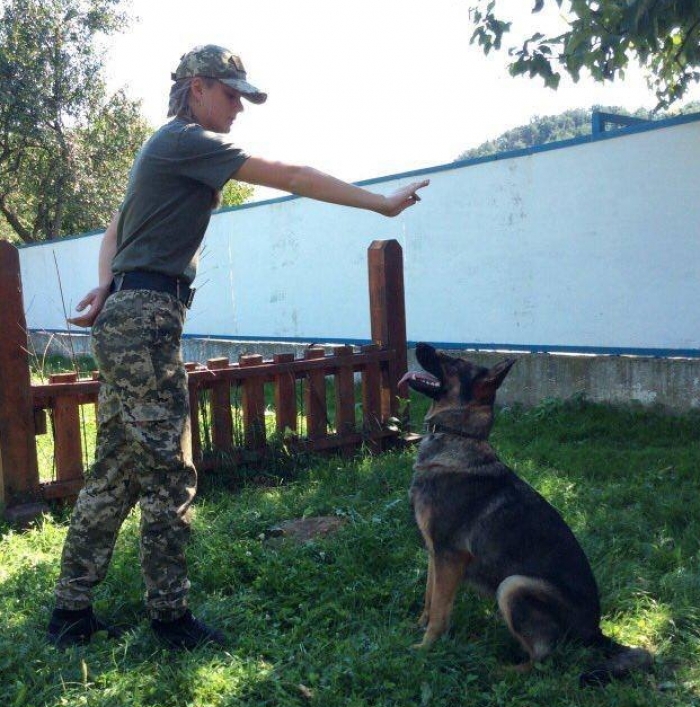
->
<box><xmin>31</xmin><ymin>329</ymin><xmax>700</xmax><ymax>359</ymax></box>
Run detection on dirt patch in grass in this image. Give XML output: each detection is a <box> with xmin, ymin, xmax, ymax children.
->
<box><xmin>266</xmin><ymin>516</ymin><xmax>347</xmax><ymax>544</ymax></box>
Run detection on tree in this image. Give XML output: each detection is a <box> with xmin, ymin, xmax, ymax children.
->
<box><xmin>220</xmin><ymin>180</ymin><xmax>254</xmax><ymax>209</ymax></box>
<box><xmin>456</xmin><ymin>106</ymin><xmax>645</xmax><ymax>160</ymax></box>
<box><xmin>456</xmin><ymin>101</ymin><xmax>700</xmax><ymax>161</ymax></box>
<box><xmin>458</xmin><ymin>108</ymin><xmax>592</xmax><ymax>160</ymax></box>
<box><xmin>0</xmin><ymin>0</ymin><xmax>150</xmax><ymax>243</ymax></box>
<box><xmin>470</xmin><ymin>1</ymin><xmax>700</xmax><ymax>108</ymax></box>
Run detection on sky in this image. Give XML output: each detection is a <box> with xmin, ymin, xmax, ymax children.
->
<box><xmin>103</xmin><ymin>0</ymin><xmax>700</xmax><ymax>200</ymax></box>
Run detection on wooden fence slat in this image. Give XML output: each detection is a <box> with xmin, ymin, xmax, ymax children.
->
<box><xmin>304</xmin><ymin>347</ymin><xmax>328</xmax><ymax>439</ymax></box>
<box><xmin>240</xmin><ymin>354</ymin><xmax>266</xmax><ymax>448</ymax></box>
<box><xmin>41</xmin><ymin>478</ymin><xmax>85</xmax><ymax>500</ymax></box>
<box><xmin>49</xmin><ymin>373</ymin><xmax>84</xmax><ymax>483</ymax></box>
<box><xmin>34</xmin><ymin>408</ymin><xmax>48</xmax><ymax>435</ymax></box>
<box><xmin>32</xmin><ymin>379</ymin><xmax>100</xmax><ymax>402</ymax></box>
<box><xmin>333</xmin><ymin>345</ymin><xmax>356</xmax><ymax>437</ymax></box>
<box><xmin>273</xmin><ymin>353</ymin><xmax>297</xmax><ymax>434</ymax></box>
<box><xmin>185</xmin><ymin>362</ymin><xmax>203</xmax><ymax>462</ymax></box>
<box><xmin>380</xmin><ymin>364</ymin><xmax>394</xmax><ymax>421</ymax></box>
<box><xmin>207</xmin><ymin>357</ymin><xmax>234</xmax><ymax>453</ymax></box>
<box><xmin>360</xmin><ymin>344</ymin><xmax>382</xmax><ymax>434</ymax></box>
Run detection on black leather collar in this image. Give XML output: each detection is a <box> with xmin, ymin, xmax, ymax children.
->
<box><xmin>424</xmin><ymin>421</ymin><xmax>476</xmax><ymax>440</ymax></box>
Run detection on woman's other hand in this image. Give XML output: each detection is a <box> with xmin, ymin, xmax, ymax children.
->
<box><xmin>67</xmin><ymin>285</ymin><xmax>110</xmax><ymax>328</ymax></box>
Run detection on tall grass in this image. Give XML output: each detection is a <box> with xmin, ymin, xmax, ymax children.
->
<box><xmin>1</xmin><ymin>397</ymin><xmax>699</xmax><ymax>706</ymax></box>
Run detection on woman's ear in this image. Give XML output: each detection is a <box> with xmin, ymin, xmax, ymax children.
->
<box><xmin>189</xmin><ymin>76</ymin><xmax>205</xmax><ymax>105</ymax></box>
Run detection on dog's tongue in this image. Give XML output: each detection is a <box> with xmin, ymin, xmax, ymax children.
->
<box><xmin>398</xmin><ymin>370</ymin><xmax>439</xmax><ymax>387</ymax></box>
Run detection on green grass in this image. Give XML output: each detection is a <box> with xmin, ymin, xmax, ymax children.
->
<box><xmin>2</xmin><ymin>397</ymin><xmax>700</xmax><ymax>706</ymax></box>
<box><xmin>30</xmin><ymin>353</ymin><xmax>98</xmax><ymax>383</ymax></box>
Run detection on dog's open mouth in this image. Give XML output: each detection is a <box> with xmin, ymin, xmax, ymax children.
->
<box><xmin>398</xmin><ymin>370</ymin><xmax>442</xmax><ymax>397</ymax></box>
<box><xmin>398</xmin><ymin>344</ymin><xmax>446</xmax><ymax>399</ymax></box>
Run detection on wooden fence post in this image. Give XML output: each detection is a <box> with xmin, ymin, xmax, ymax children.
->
<box><xmin>273</xmin><ymin>353</ymin><xmax>297</xmax><ymax>434</ymax></box>
<box><xmin>367</xmin><ymin>240</ymin><xmax>408</xmax><ymax>417</ymax></box>
<box><xmin>360</xmin><ymin>344</ymin><xmax>382</xmax><ymax>433</ymax></box>
<box><xmin>240</xmin><ymin>354</ymin><xmax>266</xmax><ymax>449</ymax></box>
<box><xmin>0</xmin><ymin>241</ymin><xmax>41</xmax><ymax>512</ymax></box>
<box><xmin>49</xmin><ymin>373</ymin><xmax>84</xmax><ymax>485</ymax></box>
<box><xmin>332</xmin><ymin>345</ymin><xmax>356</xmax><ymax>437</ymax></box>
<box><xmin>304</xmin><ymin>347</ymin><xmax>328</xmax><ymax>439</ymax></box>
<box><xmin>207</xmin><ymin>357</ymin><xmax>234</xmax><ymax>454</ymax></box>
<box><xmin>185</xmin><ymin>362</ymin><xmax>203</xmax><ymax>463</ymax></box>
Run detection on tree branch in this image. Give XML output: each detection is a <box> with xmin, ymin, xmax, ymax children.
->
<box><xmin>673</xmin><ymin>17</ymin><xmax>700</xmax><ymax>69</ymax></box>
<box><xmin>0</xmin><ymin>197</ymin><xmax>33</xmax><ymax>243</ymax></box>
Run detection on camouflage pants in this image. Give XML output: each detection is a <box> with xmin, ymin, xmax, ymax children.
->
<box><xmin>54</xmin><ymin>290</ymin><xmax>196</xmax><ymax>621</ymax></box>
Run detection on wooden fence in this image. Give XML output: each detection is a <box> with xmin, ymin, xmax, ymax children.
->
<box><xmin>0</xmin><ymin>239</ymin><xmax>408</xmax><ymax>520</ymax></box>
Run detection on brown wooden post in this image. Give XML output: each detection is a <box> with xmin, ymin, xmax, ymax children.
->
<box><xmin>332</xmin><ymin>345</ymin><xmax>356</xmax><ymax>438</ymax></box>
<box><xmin>0</xmin><ymin>242</ymin><xmax>40</xmax><ymax>509</ymax></box>
<box><xmin>240</xmin><ymin>354</ymin><xmax>266</xmax><ymax>448</ymax></box>
<box><xmin>273</xmin><ymin>353</ymin><xmax>297</xmax><ymax>434</ymax></box>
<box><xmin>207</xmin><ymin>357</ymin><xmax>234</xmax><ymax>454</ymax></box>
<box><xmin>304</xmin><ymin>347</ymin><xmax>327</xmax><ymax>439</ymax></box>
<box><xmin>367</xmin><ymin>239</ymin><xmax>408</xmax><ymax>419</ymax></box>
<box><xmin>185</xmin><ymin>363</ymin><xmax>202</xmax><ymax>462</ymax></box>
<box><xmin>49</xmin><ymin>373</ymin><xmax>84</xmax><ymax>483</ymax></box>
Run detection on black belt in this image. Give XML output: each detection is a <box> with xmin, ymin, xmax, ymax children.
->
<box><xmin>111</xmin><ymin>271</ymin><xmax>196</xmax><ymax>308</ymax></box>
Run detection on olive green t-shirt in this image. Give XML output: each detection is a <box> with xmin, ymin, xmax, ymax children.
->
<box><xmin>112</xmin><ymin>118</ymin><xmax>249</xmax><ymax>284</ymax></box>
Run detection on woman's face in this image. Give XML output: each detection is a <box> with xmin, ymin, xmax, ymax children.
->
<box><xmin>193</xmin><ymin>79</ymin><xmax>244</xmax><ymax>133</ymax></box>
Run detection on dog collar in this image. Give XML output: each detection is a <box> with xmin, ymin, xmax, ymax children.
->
<box><xmin>424</xmin><ymin>422</ymin><xmax>477</xmax><ymax>440</ymax></box>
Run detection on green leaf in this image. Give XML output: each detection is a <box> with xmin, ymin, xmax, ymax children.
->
<box><xmin>467</xmin><ymin>0</ymin><xmax>700</xmax><ymax>107</ymax></box>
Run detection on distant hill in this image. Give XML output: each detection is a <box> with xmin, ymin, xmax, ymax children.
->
<box><xmin>456</xmin><ymin>103</ymin><xmax>700</xmax><ymax>161</ymax></box>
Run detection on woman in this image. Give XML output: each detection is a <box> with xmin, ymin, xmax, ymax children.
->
<box><xmin>47</xmin><ymin>44</ymin><xmax>429</xmax><ymax>650</ymax></box>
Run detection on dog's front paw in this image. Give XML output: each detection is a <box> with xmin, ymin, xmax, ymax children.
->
<box><xmin>411</xmin><ymin>628</ymin><xmax>441</xmax><ymax>651</ymax></box>
<box><xmin>411</xmin><ymin>639</ymin><xmax>432</xmax><ymax>651</ymax></box>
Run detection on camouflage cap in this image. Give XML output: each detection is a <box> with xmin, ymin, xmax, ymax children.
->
<box><xmin>172</xmin><ymin>45</ymin><xmax>267</xmax><ymax>104</ymax></box>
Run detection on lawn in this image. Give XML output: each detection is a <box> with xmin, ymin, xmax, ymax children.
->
<box><xmin>1</xmin><ymin>396</ymin><xmax>699</xmax><ymax>706</ymax></box>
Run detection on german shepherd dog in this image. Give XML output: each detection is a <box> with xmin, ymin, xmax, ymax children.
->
<box><xmin>401</xmin><ymin>343</ymin><xmax>652</xmax><ymax>686</ymax></box>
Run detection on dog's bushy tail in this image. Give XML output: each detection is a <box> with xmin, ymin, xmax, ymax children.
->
<box><xmin>579</xmin><ymin>634</ymin><xmax>653</xmax><ymax>687</ymax></box>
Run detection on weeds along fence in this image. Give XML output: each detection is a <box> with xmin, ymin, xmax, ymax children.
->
<box><xmin>0</xmin><ymin>239</ymin><xmax>408</xmax><ymax>517</ymax></box>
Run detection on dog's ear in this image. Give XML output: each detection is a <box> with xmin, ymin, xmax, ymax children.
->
<box><xmin>487</xmin><ymin>358</ymin><xmax>516</xmax><ymax>388</ymax></box>
<box><xmin>473</xmin><ymin>359</ymin><xmax>516</xmax><ymax>402</ymax></box>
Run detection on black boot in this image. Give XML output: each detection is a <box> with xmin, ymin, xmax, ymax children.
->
<box><xmin>47</xmin><ymin>606</ymin><xmax>122</xmax><ymax>648</ymax></box>
<box><xmin>151</xmin><ymin>610</ymin><xmax>225</xmax><ymax>650</ymax></box>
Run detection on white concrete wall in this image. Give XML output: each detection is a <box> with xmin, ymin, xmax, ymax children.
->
<box><xmin>18</xmin><ymin>115</ymin><xmax>700</xmax><ymax>355</ymax></box>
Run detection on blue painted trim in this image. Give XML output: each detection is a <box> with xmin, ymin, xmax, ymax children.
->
<box><xmin>30</xmin><ymin>329</ymin><xmax>700</xmax><ymax>359</ymax></box>
<box><xmin>591</xmin><ymin>110</ymin><xmax>647</xmax><ymax>134</ymax></box>
<box><xmin>416</xmin><ymin>341</ymin><xmax>700</xmax><ymax>359</ymax></box>
<box><xmin>18</xmin><ymin>227</ymin><xmax>105</xmax><ymax>248</ymax></box>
